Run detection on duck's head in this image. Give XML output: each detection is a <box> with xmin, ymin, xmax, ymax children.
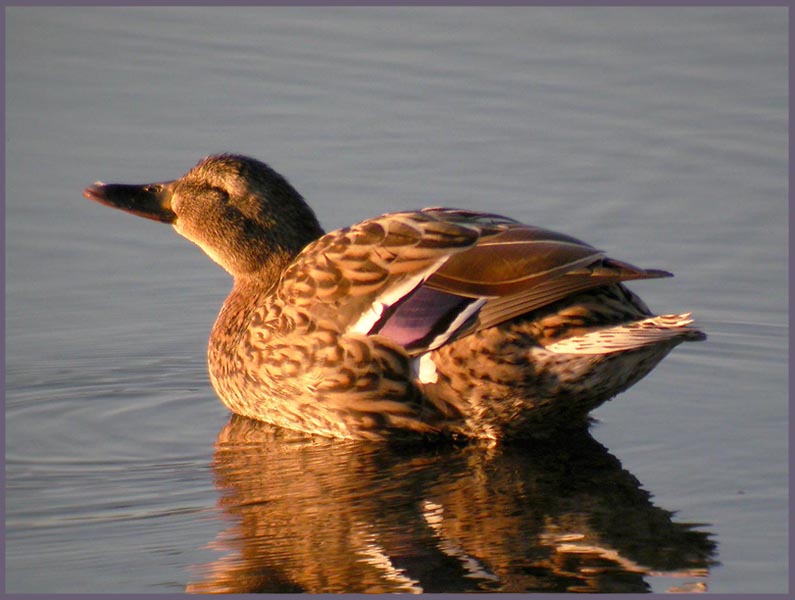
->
<box><xmin>83</xmin><ymin>154</ymin><xmax>325</xmax><ymax>281</ymax></box>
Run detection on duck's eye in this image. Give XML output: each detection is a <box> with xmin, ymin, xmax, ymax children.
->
<box><xmin>210</xmin><ymin>186</ymin><xmax>231</xmax><ymax>203</ymax></box>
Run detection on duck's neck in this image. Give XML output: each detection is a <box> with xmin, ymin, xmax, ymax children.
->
<box><xmin>207</xmin><ymin>276</ymin><xmax>274</xmax><ymax>404</ymax></box>
<box><xmin>210</xmin><ymin>276</ymin><xmax>272</xmax><ymax>352</ymax></box>
<box><xmin>207</xmin><ymin>213</ymin><xmax>325</xmax><ymax>403</ymax></box>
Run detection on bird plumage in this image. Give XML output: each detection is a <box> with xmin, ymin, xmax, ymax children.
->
<box><xmin>84</xmin><ymin>154</ymin><xmax>705</xmax><ymax>441</ymax></box>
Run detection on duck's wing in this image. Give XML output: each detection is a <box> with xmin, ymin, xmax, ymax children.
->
<box><xmin>279</xmin><ymin>208</ymin><xmax>669</xmax><ymax>357</ymax></box>
<box><xmin>423</xmin><ymin>208</ymin><xmax>672</xmax><ymax>334</ymax></box>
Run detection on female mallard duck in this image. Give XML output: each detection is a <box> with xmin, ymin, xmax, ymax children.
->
<box><xmin>84</xmin><ymin>154</ymin><xmax>705</xmax><ymax>441</ymax></box>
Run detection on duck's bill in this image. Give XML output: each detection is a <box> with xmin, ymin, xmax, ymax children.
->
<box><xmin>83</xmin><ymin>181</ymin><xmax>177</xmax><ymax>224</ymax></box>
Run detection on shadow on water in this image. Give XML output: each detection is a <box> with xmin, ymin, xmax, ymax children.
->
<box><xmin>188</xmin><ymin>415</ymin><xmax>717</xmax><ymax>594</ymax></box>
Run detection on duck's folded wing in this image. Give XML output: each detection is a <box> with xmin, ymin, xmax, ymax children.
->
<box><xmin>357</xmin><ymin>209</ymin><xmax>607</xmax><ymax>354</ymax></box>
<box><xmin>353</xmin><ymin>209</ymin><xmax>667</xmax><ymax>354</ymax></box>
<box><xmin>280</xmin><ymin>208</ymin><xmax>671</xmax><ymax>357</ymax></box>
<box><xmin>426</xmin><ymin>220</ymin><xmax>672</xmax><ymax>333</ymax></box>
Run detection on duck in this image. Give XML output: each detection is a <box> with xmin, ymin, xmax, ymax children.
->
<box><xmin>84</xmin><ymin>154</ymin><xmax>705</xmax><ymax>441</ymax></box>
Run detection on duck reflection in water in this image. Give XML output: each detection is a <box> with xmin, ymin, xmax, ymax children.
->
<box><xmin>187</xmin><ymin>416</ymin><xmax>716</xmax><ymax>594</ymax></box>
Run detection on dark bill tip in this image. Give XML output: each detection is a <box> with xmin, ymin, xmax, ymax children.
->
<box><xmin>83</xmin><ymin>181</ymin><xmax>177</xmax><ymax>224</ymax></box>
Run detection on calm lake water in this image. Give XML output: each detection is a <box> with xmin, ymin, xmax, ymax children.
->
<box><xmin>6</xmin><ymin>7</ymin><xmax>788</xmax><ymax>594</ymax></box>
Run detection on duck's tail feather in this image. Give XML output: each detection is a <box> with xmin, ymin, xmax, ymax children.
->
<box><xmin>543</xmin><ymin>313</ymin><xmax>706</xmax><ymax>355</ymax></box>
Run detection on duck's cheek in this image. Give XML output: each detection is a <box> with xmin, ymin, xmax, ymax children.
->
<box><xmin>171</xmin><ymin>217</ymin><xmax>203</xmax><ymax>245</ymax></box>
<box><xmin>171</xmin><ymin>219</ymin><xmax>206</xmax><ymax>253</ymax></box>
<box><xmin>171</xmin><ymin>219</ymin><xmax>188</xmax><ymax>241</ymax></box>
<box><xmin>173</xmin><ymin>222</ymin><xmax>235</xmax><ymax>274</ymax></box>
<box><xmin>198</xmin><ymin>246</ymin><xmax>227</xmax><ymax>269</ymax></box>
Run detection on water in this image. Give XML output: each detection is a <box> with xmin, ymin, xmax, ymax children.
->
<box><xmin>5</xmin><ymin>7</ymin><xmax>787</xmax><ymax>594</ymax></box>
